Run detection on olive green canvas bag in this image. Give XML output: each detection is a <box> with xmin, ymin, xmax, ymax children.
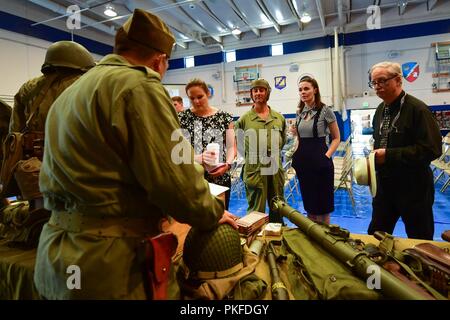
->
<box><xmin>282</xmin><ymin>229</ymin><xmax>381</xmax><ymax>300</ymax></box>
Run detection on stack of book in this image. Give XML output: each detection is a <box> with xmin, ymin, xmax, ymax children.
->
<box><xmin>236</xmin><ymin>211</ymin><xmax>269</xmax><ymax>245</ymax></box>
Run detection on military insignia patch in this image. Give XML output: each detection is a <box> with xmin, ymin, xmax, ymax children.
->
<box><xmin>274</xmin><ymin>76</ymin><xmax>287</xmax><ymax>90</ymax></box>
<box><xmin>402</xmin><ymin>62</ymin><xmax>419</xmax><ymax>83</ymax></box>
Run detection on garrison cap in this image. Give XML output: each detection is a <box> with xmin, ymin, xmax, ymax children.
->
<box><xmin>120</xmin><ymin>8</ymin><xmax>175</xmax><ymax>57</ymax></box>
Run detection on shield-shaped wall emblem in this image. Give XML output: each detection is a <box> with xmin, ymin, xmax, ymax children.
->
<box><xmin>274</xmin><ymin>76</ymin><xmax>287</xmax><ymax>90</ymax></box>
<box><xmin>402</xmin><ymin>62</ymin><xmax>420</xmax><ymax>83</ymax></box>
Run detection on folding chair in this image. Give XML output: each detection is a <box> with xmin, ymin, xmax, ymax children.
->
<box><xmin>439</xmin><ymin>163</ymin><xmax>450</xmax><ymax>193</ymax></box>
<box><xmin>333</xmin><ymin>142</ymin><xmax>356</xmax><ymax>209</ymax></box>
<box><xmin>230</xmin><ymin>157</ymin><xmax>245</xmax><ymax>198</ymax></box>
<box><xmin>432</xmin><ymin>134</ymin><xmax>450</xmax><ymax>184</ymax></box>
<box><xmin>283</xmin><ymin>160</ymin><xmax>299</xmax><ymax>205</ymax></box>
<box><xmin>335</xmin><ymin>136</ymin><xmax>351</xmax><ymax>158</ymax></box>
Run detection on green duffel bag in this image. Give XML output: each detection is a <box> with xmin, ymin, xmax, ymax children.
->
<box><xmin>0</xmin><ymin>201</ymin><xmax>50</xmax><ymax>248</ymax></box>
<box><xmin>281</xmin><ymin>228</ymin><xmax>382</xmax><ymax>300</ymax></box>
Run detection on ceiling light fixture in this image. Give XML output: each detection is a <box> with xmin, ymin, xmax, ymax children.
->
<box><xmin>104</xmin><ymin>4</ymin><xmax>118</xmax><ymax>17</ymax></box>
<box><xmin>300</xmin><ymin>12</ymin><xmax>311</xmax><ymax>23</ymax></box>
<box><xmin>231</xmin><ymin>27</ymin><xmax>242</xmax><ymax>36</ymax></box>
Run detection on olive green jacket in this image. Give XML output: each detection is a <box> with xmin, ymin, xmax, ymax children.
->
<box><xmin>10</xmin><ymin>70</ymin><xmax>83</xmax><ymax>133</ymax></box>
<box><xmin>0</xmin><ymin>99</ymin><xmax>11</xmax><ymax>159</ymax></box>
<box><xmin>235</xmin><ymin>107</ymin><xmax>286</xmax><ymax>180</ymax></box>
<box><xmin>35</xmin><ymin>54</ymin><xmax>223</xmax><ymax>299</ymax></box>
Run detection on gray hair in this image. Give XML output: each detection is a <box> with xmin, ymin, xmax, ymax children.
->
<box><xmin>370</xmin><ymin>61</ymin><xmax>402</xmax><ymax>77</ymax></box>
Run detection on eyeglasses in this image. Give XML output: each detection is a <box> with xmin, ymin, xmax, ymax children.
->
<box><xmin>368</xmin><ymin>75</ymin><xmax>398</xmax><ymax>88</ymax></box>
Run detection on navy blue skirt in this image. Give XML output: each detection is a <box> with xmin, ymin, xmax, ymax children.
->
<box><xmin>292</xmin><ymin>137</ymin><xmax>334</xmax><ymax>215</ymax></box>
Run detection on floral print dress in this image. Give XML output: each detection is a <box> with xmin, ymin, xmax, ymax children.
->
<box><xmin>178</xmin><ymin>109</ymin><xmax>233</xmax><ymax>188</ymax></box>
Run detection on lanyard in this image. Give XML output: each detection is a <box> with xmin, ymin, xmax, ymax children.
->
<box><xmin>379</xmin><ymin>93</ymin><xmax>407</xmax><ymax>136</ymax></box>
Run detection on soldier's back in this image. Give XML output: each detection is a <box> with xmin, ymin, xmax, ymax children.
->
<box><xmin>10</xmin><ymin>70</ymin><xmax>83</xmax><ymax>133</ymax></box>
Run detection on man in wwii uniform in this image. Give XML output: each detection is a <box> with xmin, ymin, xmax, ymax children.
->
<box><xmin>10</xmin><ymin>41</ymin><xmax>95</xmax><ymax>133</ymax></box>
<box><xmin>0</xmin><ymin>99</ymin><xmax>11</xmax><ymax>206</ymax></box>
<box><xmin>0</xmin><ymin>99</ymin><xmax>11</xmax><ymax>160</ymax></box>
<box><xmin>0</xmin><ymin>42</ymin><xmax>94</xmax><ymax>246</ymax></box>
<box><xmin>368</xmin><ymin>61</ymin><xmax>442</xmax><ymax>240</ymax></box>
<box><xmin>1</xmin><ymin>41</ymin><xmax>95</xmax><ymax>201</ymax></box>
<box><xmin>34</xmin><ymin>9</ymin><xmax>236</xmax><ymax>299</ymax></box>
<box><xmin>235</xmin><ymin>79</ymin><xmax>286</xmax><ymax>223</ymax></box>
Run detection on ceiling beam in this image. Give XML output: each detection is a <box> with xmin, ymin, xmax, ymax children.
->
<box><xmin>315</xmin><ymin>0</ymin><xmax>326</xmax><ymax>33</ymax></box>
<box><xmin>226</xmin><ymin>0</ymin><xmax>260</xmax><ymax>37</ymax></box>
<box><xmin>29</xmin><ymin>0</ymin><xmax>116</xmax><ymax>35</ymax></box>
<box><xmin>255</xmin><ymin>0</ymin><xmax>281</xmax><ymax>33</ymax></box>
<box><xmin>287</xmin><ymin>0</ymin><xmax>303</xmax><ymax>31</ymax></box>
<box><xmin>346</xmin><ymin>0</ymin><xmax>352</xmax><ymax>23</ymax></box>
<box><xmin>174</xmin><ymin>1</ymin><xmax>223</xmax><ymax>44</ymax></box>
<box><xmin>337</xmin><ymin>0</ymin><xmax>345</xmax><ymax>28</ymax></box>
<box><xmin>175</xmin><ymin>27</ymin><xmax>205</xmax><ymax>46</ymax></box>
<box><xmin>427</xmin><ymin>0</ymin><xmax>438</xmax><ymax>11</ymax></box>
<box><xmin>176</xmin><ymin>42</ymin><xmax>188</xmax><ymax>49</ymax></box>
<box><xmin>197</xmin><ymin>1</ymin><xmax>240</xmax><ymax>40</ymax></box>
<box><xmin>123</xmin><ymin>0</ymin><xmax>209</xmax><ymax>46</ymax></box>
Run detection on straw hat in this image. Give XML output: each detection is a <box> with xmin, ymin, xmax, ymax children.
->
<box><xmin>354</xmin><ymin>151</ymin><xmax>377</xmax><ymax>197</ymax></box>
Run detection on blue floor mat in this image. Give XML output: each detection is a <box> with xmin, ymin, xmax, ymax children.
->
<box><xmin>229</xmin><ymin>178</ymin><xmax>450</xmax><ymax>242</ymax></box>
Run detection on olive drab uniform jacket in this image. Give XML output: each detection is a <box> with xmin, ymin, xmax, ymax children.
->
<box><xmin>10</xmin><ymin>70</ymin><xmax>83</xmax><ymax>132</ymax></box>
<box><xmin>0</xmin><ymin>100</ymin><xmax>11</xmax><ymax>159</ymax></box>
<box><xmin>34</xmin><ymin>54</ymin><xmax>224</xmax><ymax>299</ymax></box>
<box><xmin>235</xmin><ymin>107</ymin><xmax>286</xmax><ymax>222</ymax></box>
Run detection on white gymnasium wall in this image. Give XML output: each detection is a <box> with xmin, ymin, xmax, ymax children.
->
<box><xmin>0</xmin><ymin>24</ymin><xmax>449</xmax><ymax>115</ymax></box>
<box><xmin>0</xmin><ymin>29</ymin><xmax>46</xmax><ymax>104</ymax></box>
<box><xmin>163</xmin><ymin>48</ymin><xmax>332</xmax><ymax>118</ymax></box>
<box><xmin>164</xmin><ymin>31</ymin><xmax>450</xmax><ymax>117</ymax></box>
<box><xmin>345</xmin><ymin>33</ymin><xmax>450</xmax><ymax>110</ymax></box>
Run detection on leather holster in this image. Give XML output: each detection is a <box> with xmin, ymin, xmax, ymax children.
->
<box><xmin>140</xmin><ymin>232</ymin><xmax>178</xmax><ymax>300</ymax></box>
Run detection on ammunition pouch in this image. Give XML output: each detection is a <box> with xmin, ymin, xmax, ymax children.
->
<box><xmin>0</xmin><ymin>131</ymin><xmax>44</xmax><ymax>198</ymax></box>
<box><xmin>0</xmin><ymin>201</ymin><xmax>50</xmax><ymax>248</ymax></box>
<box><xmin>14</xmin><ymin>157</ymin><xmax>42</xmax><ymax>200</ymax></box>
<box><xmin>22</xmin><ymin>131</ymin><xmax>44</xmax><ymax>160</ymax></box>
<box><xmin>0</xmin><ymin>132</ymin><xmax>24</xmax><ymax>197</ymax></box>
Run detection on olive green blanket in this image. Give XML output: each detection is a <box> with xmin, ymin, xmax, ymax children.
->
<box><xmin>0</xmin><ymin>239</ymin><xmax>40</xmax><ymax>299</ymax></box>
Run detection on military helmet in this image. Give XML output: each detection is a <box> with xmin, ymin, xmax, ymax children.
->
<box><xmin>250</xmin><ymin>78</ymin><xmax>271</xmax><ymax>102</ymax></box>
<box><xmin>41</xmin><ymin>41</ymin><xmax>96</xmax><ymax>74</ymax></box>
<box><xmin>183</xmin><ymin>224</ymin><xmax>243</xmax><ymax>280</ymax></box>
